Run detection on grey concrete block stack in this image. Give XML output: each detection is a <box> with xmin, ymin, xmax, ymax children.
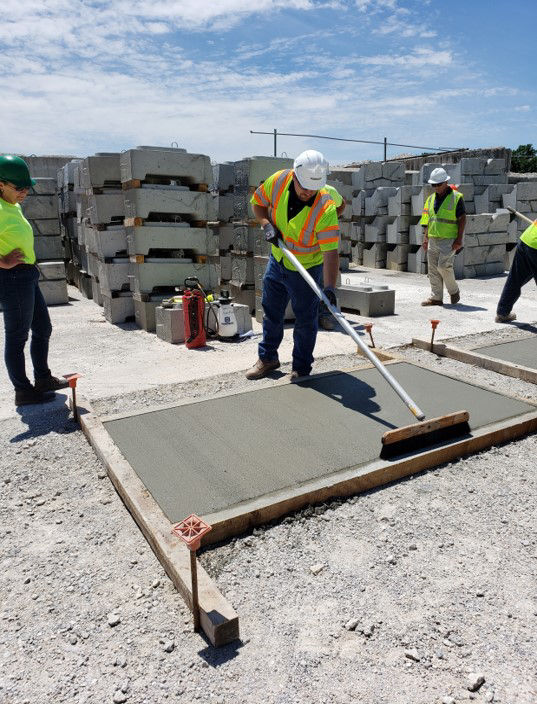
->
<box><xmin>502</xmin><ymin>180</ymin><xmax>537</xmax><ymax>268</ymax></box>
<box><xmin>350</xmin><ymin>162</ymin><xmax>408</xmax><ymax>270</ymax></box>
<box><xmin>73</xmin><ymin>153</ymin><xmax>129</xmax><ymax>323</ymax></box>
<box><xmin>21</xmin><ymin>173</ymin><xmax>69</xmax><ymax>305</ymax></box>
<box><xmin>406</xmin><ymin>157</ymin><xmax>515</xmax><ymax>278</ymax></box>
<box><xmin>213</xmin><ymin>156</ymin><xmax>293</xmax><ymax>318</ymax></box>
<box><xmin>326</xmin><ymin>168</ymin><xmax>354</xmax><ymax>272</ymax></box>
<box><xmin>121</xmin><ymin>146</ymin><xmax>219</xmax><ymax>331</ymax></box>
<box><xmin>58</xmin><ymin>159</ymin><xmax>82</xmax><ymax>287</ymax></box>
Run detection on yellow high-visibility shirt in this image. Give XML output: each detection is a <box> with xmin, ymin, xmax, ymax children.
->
<box><xmin>0</xmin><ymin>198</ymin><xmax>36</xmax><ymax>264</ymax></box>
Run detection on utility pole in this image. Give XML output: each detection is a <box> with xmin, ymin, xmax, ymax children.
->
<box><xmin>384</xmin><ymin>137</ymin><xmax>387</xmax><ymax>161</ymax></box>
<box><xmin>273</xmin><ymin>128</ymin><xmax>277</xmax><ymax>157</ymax></box>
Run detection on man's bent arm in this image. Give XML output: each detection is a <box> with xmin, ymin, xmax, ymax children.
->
<box><xmin>253</xmin><ymin>204</ymin><xmax>271</xmax><ymax>227</ymax></box>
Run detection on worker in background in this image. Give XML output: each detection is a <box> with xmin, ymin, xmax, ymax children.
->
<box><xmin>318</xmin><ymin>184</ymin><xmax>345</xmax><ymax>331</ymax></box>
<box><xmin>246</xmin><ymin>150</ymin><xmax>339</xmax><ymax>381</ymax></box>
<box><xmin>420</xmin><ymin>167</ymin><xmax>465</xmax><ymax>306</ymax></box>
<box><xmin>0</xmin><ymin>155</ymin><xmax>69</xmax><ymax>406</ymax></box>
<box><xmin>495</xmin><ymin>216</ymin><xmax>537</xmax><ymax>322</ymax></box>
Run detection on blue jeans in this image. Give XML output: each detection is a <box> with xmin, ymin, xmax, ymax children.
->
<box><xmin>259</xmin><ymin>255</ymin><xmax>322</xmax><ymax>376</ymax></box>
<box><xmin>0</xmin><ymin>265</ymin><xmax>52</xmax><ymax>391</ymax></box>
<box><xmin>497</xmin><ymin>241</ymin><xmax>537</xmax><ymax>316</ymax></box>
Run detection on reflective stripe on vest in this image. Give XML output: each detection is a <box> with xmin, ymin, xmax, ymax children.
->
<box><xmin>520</xmin><ymin>220</ymin><xmax>537</xmax><ymax>249</ymax></box>
<box><xmin>267</xmin><ymin>170</ymin><xmax>336</xmax><ymax>255</ymax></box>
<box><xmin>425</xmin><ymin>191</ymin><xmax>461</xmax><ymax>238</ymax></box>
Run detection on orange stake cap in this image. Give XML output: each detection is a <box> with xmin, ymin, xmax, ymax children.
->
<box><xmin>364</xmin><ymin>323</ymin><xmax>373</xmax><ymax>332</ymax></box>
<box><xmin>430</xmin><ymin>319</ymin><xmax>440</xmax><ymax>329</ymax></box>
<box><xmin>63</xmin><ymin>373</ymin><xmax>82</xmax><ymax>389</ymax></box>
<box><xmin>172</xmin><ymin>514</ymin><xmax>212</xmax><ymax>551</ymax></box>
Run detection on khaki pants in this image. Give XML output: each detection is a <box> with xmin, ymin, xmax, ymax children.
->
<box><xmin>427</xmin><ymin>237</ymin><xmax>459</xmax><ymax>300</ymax></box>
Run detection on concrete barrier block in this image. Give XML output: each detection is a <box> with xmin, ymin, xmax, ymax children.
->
<box><xmin>462</xmin><ymin>261</ymin><xmax>505</xmax><ymax>278</ymax></box>
<box><xmin>234</xmin><ymin>156</ymin><xmax>293</xmax><ymax>189</ymax></box>
<box><xmin>134</xmin><ymin>294</ymin><xmax>172</xmax><ymax>332</ymax></box>
<box><xmin>31</xmin><ymin>178</ymin><xmax>57</xmax><ymax>195</ymax></box>
<box><xmin>91</xmin><ymin>277</ymin><xmax>103</xmax><ymax>306</ymax></box>
<box><xmin>212</xmin><ymin>163</ymin><xmax>234</xmax><ymax>193</ymax></box>
<box><xmin>29</xmin><ymin>218</ymin><xmax>61</xmax><ymax>236</ymax></box>
<box><xmin>231</xmin><ymin>253</ymin><xmax>254</xmax><ymax>285</ymax></box>
<box><xmin>382</xmin><ymin>162</ymin><xmax>405</xmax><ymax>182</ymax></box>
<box><xmin>38</xmin><ymin>261</ymin><xmax>66</xmax><ymax>280</ymax></box>
<box><xmin>339</xmin><ymin>238</ymin><xmax>351</xmax><ymax>256</ymax></box>
<box><xmin>409</xmin><ymin>224</ymin><xmax>424</xmax><ymax>245</ymax></box>
<box><xmin>407</xmin><ymin>246</ymin><xmax>427</xmax><ymax>274</ymax></box>
<box><xmin>21</xmin><ymin>195</ymin><xmax>58</xmax><ymax>220</ymax></box>
<box><xmin>463</xmin><ymin>244</ymin><xmax>505</xmax><ymax>266</ymax></box>
<box><xmin>88</xmin><ymin>192</ymin><xmax>125</xmax><ymax>225</ymax></box>
<box><xmin>22</xmin><ymin>155</ymin><xmax>75</xmax><ymax>179</ymax></box>
<box><xmin>86</xmin><ymin>252</ymin><xmax>100</xmax><ymax>278</ymax></box>
<box><xmin>220</xmin><ymin>254</ymin><xmax>232</xmax><ymax>281</ymax></box>
<box><xmin>472</xmin><ymin>174</ymin><xmax>508</xmax><ymax>186</ymax></box>
<box><xmin>126</xmin><ymin>224</ymin><xmax>217</xmax><ymax>257</ymax></box>
<box><xmin>352</xmin><ymin>162</ymin><xmax>382</xmax><ymax>189</ymax></box>
<box><xmin>216</xmin><ymin>193</ymin><xmax>234</xmax><ymax>222</ymax></box>
<box><xmin>327</xmin><ymin>168</ymin><xmax>357</xmax><ymax>186</ymax></box>
<box><xmin>103</xmin><ymin>292</ymin><xmax>135</xmax><ymax>324</ymax></box>
<box><xmin>80</xmin><ymin>154</ymin><xmax>121</xmax><ymax>189</ymax></box>
<box><xmin>120</xmin><ymin>147</ymin><xmax>212</xmax><ymax>185</ymax></box>
<box><xmin>460</xmin><ymin>157</ymin><xmax>488</xmax><ymax>175</ymax></box>
<box><xmin>488</xmin><ymin>210</ymin><xmax>510</xmax><ymax>232</ymax></box>
<box><xmin>484</xmin><ymin>158</ymin><xmax>506</xmax><ymax>175</ymax></box>
<box><xmin>34</xmin><ymin>236</ymin><xmax>64</xmax><ymax>261</ymax></box>
<box><xmin>365</xmin><ymin>187</ymin><xmax>398</xmax><ymax>216</ymax></box>
<box><xmin>38</xmin><ymin>279</ymin><xmax>69</xmax><ymax>306</ymax></box>
<box><xmin>386</xmin><ymin>216</ymin><xmax>412</xmax><ymax>244</ymax></box>
<box><xmin>387</xmin><ymin>244</ymin><xmax>409</xmax><ymax>269</ymax></box>
<box><xmin>362</xmin><ymin>242</ymin><xmax>386</xmax><ymax>268</ymax></box>
<box><xmin>58</xmin><ymin>159</ymin><xmax>82</xmax><ymax>190</ymax></box>
<box><xmin>98</xmin><ymin>259</ymin><xmax>131</xmax><ymax>295</ymax></box>
<box><xmin>93</xmin><ymin>226</ymin><xmax>128</xmax><ymax>259</ymax></box>
<box><xmin>365</xmin><ymin>216</ymin><xmax>390</xmax><ymax>243</ymax></box>
<box><xmin>130</xmin><ymin>261</ymin><xmax>219</xmax><ymax>295</ymax></box>
<box><xmin>336</xmin><ymin>283</ymin><xmax>395</xmax><ymax>316</ymax></box>
<box><xmin>124</xmin><ymin>188</ymin><xmax>215</xmax><ymax>222</ymax></box>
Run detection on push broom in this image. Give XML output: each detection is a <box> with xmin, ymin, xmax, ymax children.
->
<box><xmin>276</xmin><ymin>237</ymin><xmax>470</xmax><ymax>458</ymax></box>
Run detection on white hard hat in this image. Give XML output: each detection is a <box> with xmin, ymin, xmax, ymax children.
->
<box><xmin>428</xmin><ymin>167</ymin><xmax>450</xmax><ymax>185</ymax></box>
<box><xmin>293</xmin><ymin>150</ymin><xmax>329</xmax><ymax>190</ymax></box>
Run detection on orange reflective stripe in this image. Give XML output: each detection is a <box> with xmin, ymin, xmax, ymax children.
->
<box><xmin>252</xmin><ymin>191</ymin><xmax>268</xmax><ymax>206</ymax></box>
<box><xmin>259</xmin><ymin>181</ymin><xmax>270</xmax><ymax>205</ymax></box>
<box><xmin>317</xmin><ymin>236</ymin><xmax>339</xmax><ymax>245</ymax></box>
<box><xmin>272</xmin><ymin>170</ymin><xmax>292</xmax><ymax>214</ymax></box>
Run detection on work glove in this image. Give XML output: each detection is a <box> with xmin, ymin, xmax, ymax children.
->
<box><xmin>263</xmin><ymin>222</ymin><xmax>281</xmax><ymax>246</ymax></box>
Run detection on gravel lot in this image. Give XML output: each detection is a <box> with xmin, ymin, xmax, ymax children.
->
<box><xmin>1</xmin><ymin>320</ymin><xmax>536</xmax><ymax>703</ymax></box>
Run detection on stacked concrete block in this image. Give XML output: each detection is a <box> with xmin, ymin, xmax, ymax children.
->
<box><xmin>212</xmin><ymin>162</ymin><xmax>234</xmax><ymax>224</ymax></box>
<box><xmin>352</xmin><ymin>162</ymin><xmax>405</xmax><ymax>190</ymax></box>
<box><xmin>21</xmin><ymin>177</ymin><xmax>68</xmax><ymax>305</ymax></box>
<box><xmin>336</xmin><ymin>283</ymin><xmax>395</xmax><ymax>317</ymax></box>
<box><xmin>232</xmin><ymin>156</ymin><xmax>293</xmax><ymax>222</ymax></box>
<box><xmin>120</xmin><ymin>146</ymin><xmax>219</xmax><ymax>331</ymax></box>
<box><xmin>326</xmin><ymin>172</ymin><xmax>352</xmax><ymax>271</ymax></box>
<box><xmin>502</xmin><ymin>182</ymin><xmax>537</xmax><ymax>243</ymax></box>
<box><xmin>452</xmin><ymin>211</ymin><xmax>511</xmax><ymax>279</ymax></box>
<box><xmin>156</xmin><ymin>301</ymin><xmax>252</xmax><ymax>345</ymax></box>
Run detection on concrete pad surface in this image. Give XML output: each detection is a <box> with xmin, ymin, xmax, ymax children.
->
<box><xmin>103</xmin><ymin>362</ymin><xmax>534</xmax><ymax>523</ymax></box>
<box><xmin>474</xmin><ymin>336</ymin><xmax>537</xmax><ymax>369</ymax></box>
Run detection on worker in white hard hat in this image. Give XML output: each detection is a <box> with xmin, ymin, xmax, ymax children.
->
<box><xmin>419</xmin><ymin>166</ymin><xmax>466</xmax><ymax>306</ymax></box>
<box><xmin>245</xmin><ymin>149</ymin><xmax>340</xmax><ymax>380</ymax></box>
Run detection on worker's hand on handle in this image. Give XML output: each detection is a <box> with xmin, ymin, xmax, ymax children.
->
<box><xmin>0</xmin><ymin>248</ymin><xmax>25</xmax><ymax>269</ymax></box>
<box><xmin>452</xmin><ymin>238</ymin><xmax>463</xmax><ymax>252</ymax></box>
<box><xmin>263</xmin><ymin>223</ymin><xmax>281</xmax><ymax>246</ymax></box>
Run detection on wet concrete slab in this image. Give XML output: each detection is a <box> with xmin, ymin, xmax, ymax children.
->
<box><xmin>103</xmin><ymin>362</ymin><xmax>534</xmax><ymax>524</ymax></box>
<box><xmin>474</xmin><ymin>336</ymin><xmax>537</xmax><ymax>369</ymax></box>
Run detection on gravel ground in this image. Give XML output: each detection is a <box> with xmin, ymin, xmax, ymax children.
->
<box><xmin>1</xmin><ymin>337</ymin><xmax>536</xmax><ymax>704</ymax></box>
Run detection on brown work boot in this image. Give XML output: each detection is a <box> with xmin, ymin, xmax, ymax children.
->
<box><xmin>34</xmin><ymin>375</ymin><xmax>69</xmax><ymax>392</ymax></box>
<box><xmin>15</xmin><ymin>388</ymin><xmax>55</xmax><ymax>406</ymax></box>
<box><xmin>450</xmin><ymin>290</ymin><xmax>460</xmax><ymax>304</ymax></box>
<box><xmin>495</xmin><ymin>312</ymin><xmax>516</xmax><ymax>323</ymax></box>
<box><xmin>421</xmin><ymin>298</ymin><xmax>443</xmax><ymax>306</ymax></box>
<box><xmin>245</xmin><ymin>358</ymin><xmax>280</xmax><ymax>380</ymax></box>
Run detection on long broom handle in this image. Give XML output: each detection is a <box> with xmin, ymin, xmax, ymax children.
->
<box><xmin>277</xmin><ymin>239</ymin><xmax>426</xmax><ymax>421</ymax></box>
<box><xmin>505</xmin><ymin>205</ymin><xmax>535</xmax><ymax>226</ymax></box>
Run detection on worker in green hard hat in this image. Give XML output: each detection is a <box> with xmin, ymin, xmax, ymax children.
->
<box><xmin>0</xmin><ymin>154</ymin><xmax>69</xmax><ymax>406</ymax></box>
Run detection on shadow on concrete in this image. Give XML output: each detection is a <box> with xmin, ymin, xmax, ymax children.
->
<box><xmin>512</xmin><ymin>321</ymin><xmax>537</xmax><ymax>334</ymax></box>
<box><xmin>448</xmin><ymin>303</ymin><xmax>488</xmax><ymax>312</ymax></box>
<box><xmin>299</xmin><ymin>370</ymin><xmax>398</xmax><ymax>431</ymax></box>
<box><xmin>11</xmin><ymin>393</ymin><xmax>79</xmax><ymax>443</ymax></box>
<box><xmin>197</xmin><ymin>637</ymin><xmax>246</xmax><ymax>666</ymax></box>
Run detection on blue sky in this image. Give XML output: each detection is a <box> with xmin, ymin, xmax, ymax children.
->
<box><xmin>3</xmin><ymin>0</ymin><xmax>536</xmax><ymax>165</ymax></box>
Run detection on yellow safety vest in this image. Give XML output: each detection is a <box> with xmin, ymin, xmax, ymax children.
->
<box><xmin>420</xmin><ymin>190</ymin><xmax>463</xmax><ymax>239</ymax></box>
<box><xmin>520</xmin><ymin>220</ymin><xmax>537</xmax><ymax>250</ymax></box>
<box><xmin>0</xmin><ymin>198</ymin><xmax>36</xmax><ymax>264</ymax></box>
<box><xmin>251</xmin><ymin>169</ymin><xmax>339</xmax><ymax>270</ymax></box>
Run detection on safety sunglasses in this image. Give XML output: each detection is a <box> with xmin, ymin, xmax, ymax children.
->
<box><xmin>4</xmin><ymin>182</ymin><xmax>30</xmax><ymax>192</ymax></box>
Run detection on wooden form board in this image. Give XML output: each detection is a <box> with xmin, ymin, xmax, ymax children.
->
<box><xmin>78</xmin><ymin>400</ymin><xmax>239</xmax><ymax>648</ymax></box>
<box><xmin>412</xmin><ymin>337</ymin><xmax>537</xmax><ymax>385</ymax></box>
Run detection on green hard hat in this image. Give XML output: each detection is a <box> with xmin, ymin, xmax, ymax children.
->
<box><xmin>0</xmin><ymin>155</ymin><xmax>36</xmax><ymax>188</ymax></box>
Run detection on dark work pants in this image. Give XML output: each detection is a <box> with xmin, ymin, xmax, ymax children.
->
<box><xmin>497</xmin><ymin>241</ymin><xmax>537</xmax><ymax>316</ymax></box>
<box><xmin>259</xmin><ymin>255</ymin><xmax>322</xmax><ymax>376</ymax></box>
<box><xmin>0</xmin><ymin>265</ymin><xmax>52</xmax><ymax>391</ymax></box>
